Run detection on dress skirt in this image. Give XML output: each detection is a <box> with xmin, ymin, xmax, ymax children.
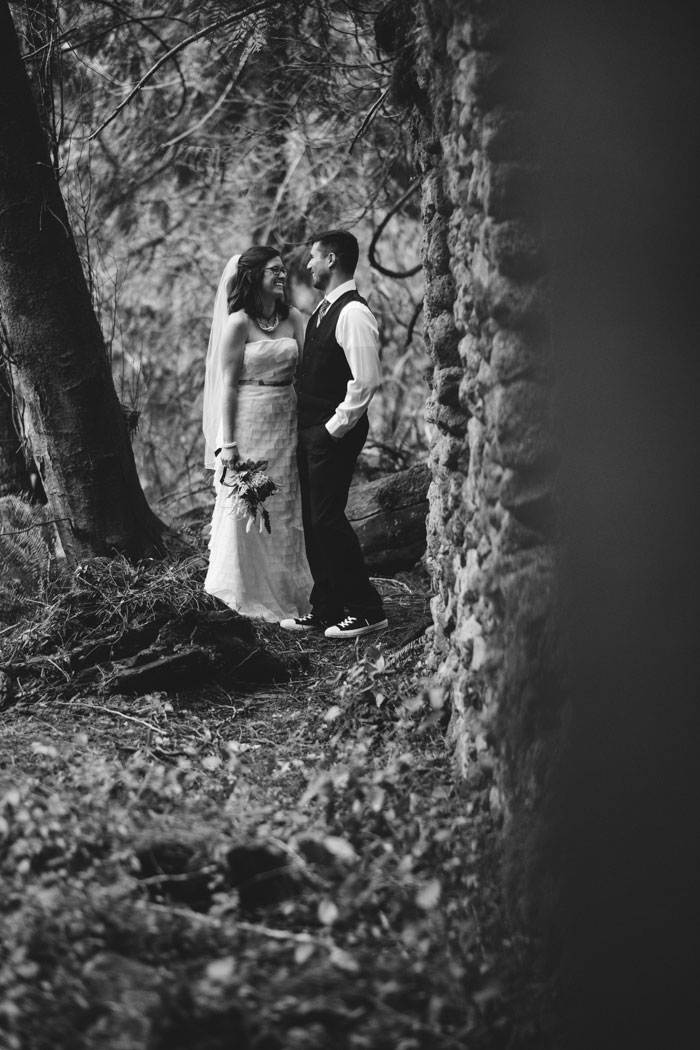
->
<box><xmin>204</xmin><ymin>380</ymin><xmax>312</xmax><ymax>621</ymax></box>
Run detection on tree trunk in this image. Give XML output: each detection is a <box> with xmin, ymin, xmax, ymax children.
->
<box><xmin>0</xmin><ymin>1</ymin><xmax>162</xmax><ymax>561</ymax></box>
<box><xmin>0</xmin><ymin>359</ymin><xmax>31</xmax><ymax>497</ymax></box>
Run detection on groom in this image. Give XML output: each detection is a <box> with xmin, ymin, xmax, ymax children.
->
<box><xmin>280</xmin><ymin>230</ymin><xmax>387</xmax><ymax>639</ymax></box>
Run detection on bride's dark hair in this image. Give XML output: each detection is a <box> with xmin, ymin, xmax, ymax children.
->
<box><xmin>226</xmin><ymin>245</ymin><xmax>290</xmax><ymax>319</ymax></box>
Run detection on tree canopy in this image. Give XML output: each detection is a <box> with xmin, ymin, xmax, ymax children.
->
<box><xmin>8</xmin><ymin>0</ymin><xmax>427</xmax><ymax>513</ymax></box>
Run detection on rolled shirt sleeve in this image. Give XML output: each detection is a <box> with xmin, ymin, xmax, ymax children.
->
<box><xmin>325</xmin><ymin>301</ymin><xmax>381</xmax><ymax>439</ymax></box>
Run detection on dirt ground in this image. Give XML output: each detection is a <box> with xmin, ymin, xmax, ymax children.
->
<box><xmin>0</xmin><ymin>559</ymin><xmax>556</xmax><ymax>1049</ymax></box>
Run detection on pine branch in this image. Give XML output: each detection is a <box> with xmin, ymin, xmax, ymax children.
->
<box><xmin>88</xmin><ymin>0</ymin><xmax>278</xmax><ymax>141</ymax></box>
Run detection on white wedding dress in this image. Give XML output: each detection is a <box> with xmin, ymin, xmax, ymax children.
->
<box><xmin>204</xmin><ymin>337</ymin><xmax>312</xmax><ymax>621</ymax></box>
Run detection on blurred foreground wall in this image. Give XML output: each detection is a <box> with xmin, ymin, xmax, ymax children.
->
<box><xmin>415</xmin><ymin>0</ymin><xmax>700</xmax><ymax>1044</ymax></box>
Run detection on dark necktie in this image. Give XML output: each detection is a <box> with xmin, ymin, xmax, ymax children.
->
<box><xmin>316</xmin><ymin>299</ymin><xmax>330</xmax><ymax>326</ymax></box>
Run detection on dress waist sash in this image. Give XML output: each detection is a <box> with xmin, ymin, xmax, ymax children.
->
<box><xmin>239</xmin><ymin>378</ymin><xmax>293</xmax><ymax>387</ymax></box>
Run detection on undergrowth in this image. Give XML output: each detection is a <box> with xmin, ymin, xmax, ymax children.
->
<box><xmin>0</xmin><ymin>496</ymin><xmax>65</xmax><ymax>625</ymax></box>
<box><xmin>0</xmin><ymin>556</ymin><xmax>556</xmax><ymax>1049</ymax></box>
<box><xmin>5</xmin><ymin>552</ymin><xmax>213</xmax><ymax>659</ymax></box>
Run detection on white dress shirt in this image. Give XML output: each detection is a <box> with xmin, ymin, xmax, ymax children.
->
<box><xmin>312</xmin><ymin>279</ymin><xmax>381</xmax><ymax>439</ymax></box>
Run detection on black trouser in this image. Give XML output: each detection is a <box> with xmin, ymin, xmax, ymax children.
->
<box><xmin>297</xmin><ymin>417</ymin><xmax>384</xmax><ymax>622</ymax></box>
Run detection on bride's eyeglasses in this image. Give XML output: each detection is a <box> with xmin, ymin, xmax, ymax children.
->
<box><xmin>263</xmin><ymin>266</ymin><xmax>288</xmax><ymax>278</ymax></box>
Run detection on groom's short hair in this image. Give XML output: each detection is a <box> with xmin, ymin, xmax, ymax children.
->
<box><xmin>313</xmin><ymin>230</ymin><xmax>360</xmax><ymax>275</ymax></box>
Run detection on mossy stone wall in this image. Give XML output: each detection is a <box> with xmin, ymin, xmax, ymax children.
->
<box><xmin>413</xmin><ymin>0</ymin><xmax>562</xmax><ymax>930</ymax></box>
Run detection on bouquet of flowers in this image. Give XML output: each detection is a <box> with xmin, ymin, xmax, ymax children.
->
<box><xmin>221</xmin><ymin>459</ymin><xmax>278</xmax><ymax>534</ymax></box>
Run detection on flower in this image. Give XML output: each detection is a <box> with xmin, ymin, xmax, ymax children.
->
<box><xmin>221</xmin><ymin>459</ymin><xmax>278</xmax><ymax>534</ymax></box>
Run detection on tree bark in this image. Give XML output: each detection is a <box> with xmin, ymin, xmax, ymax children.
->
<box><xmin>0</xmin><ymin>358</ymin><xmax>31</xmax><ymax>497</ymax></box>
<box><xmin>0</xmin><ymin>1</ymin><xmax>163</xmax><ymax>561</ymax></box>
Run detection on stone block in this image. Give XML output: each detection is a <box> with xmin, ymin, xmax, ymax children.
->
<box><xmin>459</xmin><ymin>374</ymin><xmax>483</xmax><ymax>418</ymax></box>
<box><xmin>458</xmin><ymin>51</ymin><xmax>508</xmax><ymax>109</ymax></box>
<box><xmin>425</xmin><ymin>274</ymin><xmax>456</xmax><ymax>314</ymax></box>
<box><xmin>425</xmin><ymin>224</ymin><xmax>451</xmax><ymax>275</ymax></box>
<box><xmin>446</xmin><ymin>511</ymin><xmax>466</xmax><ymax>547</ymax></box>
<box><xmin>499</xmin><ymin>465</ymin><xmax>552</xmax><ymax>511</ymax></box>
<box><xmin>484</xmin><ymin>219</ymin><xmax>546</xmax><ymax>279</ymax></box>
<box><xmin>482</xmin><ymin>112</ymin><xmax>539</xmax><ymax>164</ymax></box>
<box><xmin>472</xmin><ymin>241</ymin><xmax>491</xmax><ymax>288</ymax></box>
<box><xmin>491</xmin><ymin>380</ymin><xmax>550</xmax><ymax>469</ymax></box>
<box><xmin>483</xmin><ymin>163</ymin><xmax>541</xmax><ymax>222</ymax></box>
<box><xmin>458</xmin><ymin>101</ymin><xmax>475</xmax><ymax>137</ymax></box>
<box><xmin>499</xmin><ymin>510</ymin><xmax>549</xmax><ymax>554</ymax></box>
<box><xmin>428</xmin><ymin>310</ymin><xmax>461</xmax><ymax>364</ymax></box>
<box><xmin>431</xmin><ymin>432</ymin><xmax>468</xmax><ymax>473</ymax></box>
<box><xmin>467</xmin><ymin>157</ymin><xmax>484</xmax><ymax>207</ymax></box>
<box><xmin>477</xmin><ymin>355</ymin><xmax>493</xmax><ymax>387</ymax></box>
<box><xmin>434</xmin><ymin>365</ymin><xmax>464</xmax><ymax>406</ymax></box>
<box><xmin>478</xmin><ymin>273</ymin><xmax>549</xmax><ymax>333</ymax></box>
<box><xmin>421</xmin><ymin>168</ymin><xmax>451</xmax><ymax>222</ymax></box>
<box><xmin>498</xmin><ymin>550</ymin><xmax>555</xmax><ymax>626</ymax></box>
<box><xmin>491</xmin><ymin>328</ymin><xmax>544</xmax><ymax>384</ymax></box>
<box><xmin>463</xmin><ymin>546</ymin><xmax>481</xmax><ymax>593</ymax></box>
<box><xmin>459</xmin><ymin>332</ymin><xmax>482</xmax><ymax>371</ymax></box>
<box><xmin>453</xmin><ymin>292</ymin><xmax>474</xmax><ymax>331</ymax></box>
<box><xmin>483</xmin><ymin>459</ymin><xmax>506</xmax><ymax>507</ymax></box>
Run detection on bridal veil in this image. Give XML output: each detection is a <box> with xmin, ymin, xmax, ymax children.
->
<box><xmin>202</xmin><ymin>254</ymin><xmax>240</xmax><ymax>469</ymax></box>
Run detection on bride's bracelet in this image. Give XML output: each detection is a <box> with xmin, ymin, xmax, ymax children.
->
<box><xmin>221</xmin><ymin>441</ymin><xmax>238</xmax><ymax>449</ymax></box>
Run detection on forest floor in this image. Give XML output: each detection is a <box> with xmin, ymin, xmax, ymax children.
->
<box><xmin>0</xmin><ymin>554</ymin><xmax>556</xmax><ymax>1050</ymax></box>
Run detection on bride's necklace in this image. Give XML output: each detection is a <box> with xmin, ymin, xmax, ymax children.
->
<box><xmin>256</xmin><ymin>309</ymin><xmax>279</xmax><ymax>333</ymax></box>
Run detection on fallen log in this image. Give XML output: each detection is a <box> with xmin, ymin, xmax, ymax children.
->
<box><xmin>1</xmin><ymin>606</ymin><xmax>299</xmax><ymax>707</ymax></box>
<box><xmin>347</xmin><ymin>462</ymin><xmax>430</xmax><ymax>575</ymax></box>
<box><xmin>105</xmin><ymin>641</ymin><xmax>293</xmax><ymax>695</ymax></box>
<box><xmin>104</xmin><ymin>647</ymin><xmax>211</xmax><ymax>695</ymax></box>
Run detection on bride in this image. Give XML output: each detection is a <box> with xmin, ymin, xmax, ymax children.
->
<box><xmin>202</xmin><ymin>246</ymin><xmax>312</xmax><ymax>621</ymax></box>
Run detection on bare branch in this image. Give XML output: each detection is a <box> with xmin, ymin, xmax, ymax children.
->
<box><xmin>161</xmin><ymin>25</ymin><xmax>260</xmax><ymax>149</ymax></box>
<box><xmin>162</xmin><ymin>79</ymin><xmax>235</xmax><ymax>149</ymax></box>
<box><xmin>348</xmin><ymin>84</ymin><xmax>391</xmax><ymax>154</ymax></box>
<box><xmin>369</xmin><ymin>179</ymin><xmax>422</xmax><ymax>279</ymax></box>
<box><xmin>22</xmin><ymin>14</ymin><xmax>190</xmax><ymax>62</ymax></box>
<box><xmin>88</xmin><ymin>0</ymin><xmax>276</xmax><ymax>141</ymax></box>
<box><xmin>404</xmin><ymin>300</ymin><xmax>424</xmax><ymax>350</ymax></box>
<box><xmin>0</xmin><ymin>517</ymin><xmax>73</xmax><ymax>538</ymax></box>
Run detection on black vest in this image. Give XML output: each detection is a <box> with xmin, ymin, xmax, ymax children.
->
<box><xmin>296</xmin><ymin>290</ymin><xmax>368</xmax><ymax>429</ymax></box>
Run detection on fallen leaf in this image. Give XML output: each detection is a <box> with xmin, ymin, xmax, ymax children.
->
<box><xmin>329</xmin><ymin>945</ymin><xmax>360</xmax><ymax>974</ymax></box>
<box><xmin>322</xmin><ymin>836</ymin><xmax>358</xmax><ymax>862</ymax></box>
<box><xmin>318</xmin><ymin>898</ymin><xmax>339</xmax><ymax>925</ymax></box>
<box><xmin>31</xmin><ymin>742</ymin><xmax>58</xmax><ymax>758</ymax></box>
<box><xmin>294</xmin><ymin>941</ymin><xmax>316</xmax><ymax>965</ymax></box>
<box><xmin>205</xmin><ymin>956</ymin><xmax>236</xmax><ymax>982</ymax></box>
<box><xmin>428</xmin><ymin>687</ymin><xmax>446</xmax><ymax>709</ymax></box>
<box><xmin>416</xmin><ymin>878</ymin><xmax>442</xmax><ymax>910</ymax></box>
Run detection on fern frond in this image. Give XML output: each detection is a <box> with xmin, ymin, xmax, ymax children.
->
<box><xmin>0</xmin><ymin>496</ymin><xmax>66</xmax><ymax>622</ymax></box>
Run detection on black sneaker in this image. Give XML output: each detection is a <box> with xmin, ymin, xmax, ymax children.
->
<box><xmin>279</xmin><ymin>612</ymin><xmax>329</xmax><ymax>632</ymax></box>
<box><xmin>324</xmin><ymin>614</ymin><xmax>389</xmax><ymax>639</ymax></box>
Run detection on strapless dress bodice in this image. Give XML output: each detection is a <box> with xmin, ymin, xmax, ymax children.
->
<box><xmin>239</xmin><ymin>337</ymin><xmax>298</xmax><ymax>385</ymax></box>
